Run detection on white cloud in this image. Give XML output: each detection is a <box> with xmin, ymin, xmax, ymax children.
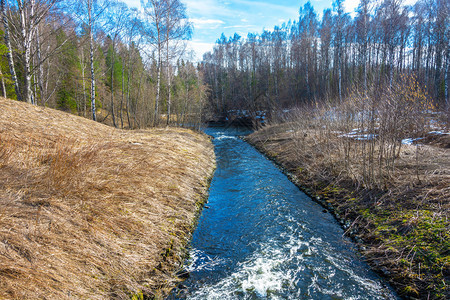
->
<box><xmin>224</xmin><ymin>24</ymin><xmax>255</xmax><ymax>29</ymax></box>
<box><xmin>344</xmin><ymin>0</ymin><xmax>359</xmax><ymax>16</ymax></box>
<box><xmin>191</xmin><ymin>18</ymin><xmax>225</xmax><ymax>29</ymax></box>
<box><xmin>235</xmin><ymin>0</ymin><xmax>299</xmax><ymax>15</ymax></box>
<box><xmin>404</xmin><ymin>0</ymin><xmax>418</xmax><ymax>5</ymax></box>
<box><xmin>184</xmin><ymin>0</ymin><xmax>235</xmax><ymax>18</ymax></box>
<box><xmin>123</xmin><ymin>0</ymin><xmax>140</xmax><ymax>8</ymax></box>
<box><xmin>186</xmin><ymin>41</ymin><xmax>215</xmax><ymax>62</ymax></box>
<box><xmin>191</xmin><ymin>18</ymin><xmax>225</xmax><ymax>25</ymax></box>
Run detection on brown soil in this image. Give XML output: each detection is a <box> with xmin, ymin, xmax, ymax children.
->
<box><xmin>247</xmin><ymin>123</ymin><xmax>449</xmax><ymax>300</ymax></box>
<box><xmin>420</xmin><ymin>131</ymin><xmax>450</xmax><ymax>149</ymax></box>
<box><xmin>0</xmin><ymin>98</ymin><xmax>215</xmax><ymax>299</ymax></box>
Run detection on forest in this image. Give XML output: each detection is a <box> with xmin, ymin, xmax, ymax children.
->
<box><xmin>201</xmin><ymin>0</ymin><xmax>449</xmax><ymax>120</ymax></box>
<box><xmin>0</xmin><ymin>0</ymin><xmax>206</xmax><ymax>129</ymax></box>
<box><xmin>0</xmin><ymin>0</ymin><xmax>448</xmax><ymax>126</ymax></box>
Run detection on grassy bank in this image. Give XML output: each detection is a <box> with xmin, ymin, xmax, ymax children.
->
<box><xmin>0</xmin><ymin>98</ymin><xmax>215</xmax><ymax>299</ymax></box>
<box><xmin>247</xmin><ymin>120</ymin><xmax>449</xmax><ymax>299</ymax></box>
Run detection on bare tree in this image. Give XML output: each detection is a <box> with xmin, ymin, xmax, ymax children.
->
<box><xmin>104</xmin><ymin>0</ymin><xmax>128</xmax><ymax>127</ymax></box>
<box><xmin>73</xmin><ymin>0</ymin><xmax>108</xmax><ymax>121</ymax></box>
<box><xmin>163</xmin><ymin>0</ymin><xmax>192</xmax><ymax>125</ymax></box>
<box><xmin>87</xmin><ymin>0</ymin><xmax>96</xmax><ymax>120</ymax></box>
<box><xmin>141</xmin><ymin>0</ymin><xmax>191</xmax><ymax>126</ymax></box>
<box><xmin>320</xmin><ymin>9</ymin><xmax>333</xmax><ymax>94</ymax></box>
<box><xmin>1</xmin><ymin>0</ymin><xmax>21</xmax><ymax>101</ymax></box>
<box><xmin>141</xmin><ymin>0</ymin><xmax>164</xmax><ymax>125</ymax></box>
<box><xmin>333</xmin><ymin>0</ymin><xmax>345</xmax><ymax>102</ymax></box>
<box><xmin>356</xmin><ymin>0</ymin><xmax>372</xmax><ymax>92</ymax></box>
<box><xmin>10</xmin><ymin>0</ymin><xmax>59</xmax><ymax>104</ymax></box>
<box><xmin>121</xmin><ymin>8</ymin><xmax>142</xmax><ymax>128</ymax></box>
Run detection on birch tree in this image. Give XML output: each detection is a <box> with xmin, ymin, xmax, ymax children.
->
<box><xmin>123</xmin><ymin>9</ymin><xmax>143</xmax><ymax>128</ymax></box>
<box><xmin>1</xmin><ymin>0</ymin><xmax>20</xmax><ymax>101</ymax></box>
<box><xmin>75</xmin><ymin>0</ymin><xmax>107</xmax><ymax>121</ymax></box>
<box><xmin>356</xmin><ymin>0</ymin><xmax>372</xmax><ymax>92</ymax></box>
<box><xmin>163</xmin><ymin>0</ymin><xmax>192</xmax><ymax>125</ymax></box>
<box><xmin>11</xmin><ymin>0</ymin><xmax>59</xmax><ymax>104</ymax></box>
<box><xmin>87</xmin><ymin>0</ymin><xmax>96</xmax><ymax>120</ymax></box>
<box><xmin>104</xmin><ymin>0</ymin><xmax>128</xmax><ymax>127</ymax></box>
<box><xmin>141</xmin><ymin>0</ymin><xmax>191</xmax><ymax>126</ymax></box>
<box><xmin>333</xmin><ymin>0</ymin><xmax>345</xmax><ymax>102</ymax></box>
<box><xmin>141</xmin><ymin>0</ymin><xmax>163</xmax><ymax>125</ymax></box>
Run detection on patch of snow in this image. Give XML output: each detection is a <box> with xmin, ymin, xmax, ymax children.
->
<box><xmin>401</xmin><ymin>137</ymin><xmax>424</xmax><ymax>145</ymax></box>
<box><xmin>354</xmin><ymin>134</ymin><xmax>377</xmax><ymax>141</ymax></box>
<box><xmin>338</xmin><ymin>133</ymin><xmax>377</xmax><ymax>140</ymax></box>
<box><xmin>428</xmin><ymin>131</ymin><xmax>450</xmax><ymax>135</ymax></box>
<box><xmin>425</xmin><ymin>110</ymin><xmax>440</xmax><ymax>115</ymax></box>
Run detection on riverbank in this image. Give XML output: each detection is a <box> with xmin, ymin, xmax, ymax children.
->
<box><xmin>0</xmin><ymin>98</ymin><xmax>215</xmax><ymax>299</ymax></box>
<box><xmin>247</xmin><ymin>123</ymin><xmax>449</xmax><ymax>299</ymax></box>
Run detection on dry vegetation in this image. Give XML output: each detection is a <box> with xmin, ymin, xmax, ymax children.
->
<box><xmin>247</xmin><ymin>80</ymin><xmax>449</xmax><ymax>299</ymax></box>
<box><xmin>0</xmin><ymin>98</ymin><xmax>215</xmax><ymax>299</ymax></box>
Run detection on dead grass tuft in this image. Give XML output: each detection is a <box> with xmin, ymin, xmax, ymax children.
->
<box><xmin>248</xmin><ymin>111</ymin><xmax>449</xmax><ymax>299</ymax></box>
<box><xmin>0</xmin><ymin>98</ymin><xmax>215</xmax><ymax>299</ymax></box>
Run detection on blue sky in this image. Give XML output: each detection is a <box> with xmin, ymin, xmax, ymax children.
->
<box><xmin>124</xmin><ymin>0</ymin><xmax>414</xmax><ymax>60</ymax></box>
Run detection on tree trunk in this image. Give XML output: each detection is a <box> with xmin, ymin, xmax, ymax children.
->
<box><xmin>338</xmin><ymin>47</ymin><xmax>342</xmax><ymax>102</ymax></box>
<box><xmin>120</xmin><ymin>56</ymin><xmax>125</xmax><ymax>128</ymax></box>
<box><xmin>36</xmin><ymin>25</ymin><xmax>45</xmax><ymax>104</ymax></box>
<box><xmin>445</xmin><ymin>46</ymin><xmax>449</xmax><ymax>113</ymax></box>
<box><xmin>166</xmin><ymin>31</ymin><xmax>171</xmax><ymax>125</ymax></box>
<box><xmin>126</xmin><ymin>59</ymin><xmax>132</xmax><ymax>128</ymax></box>
<box><xmin>154</xmin><ymin>47</ymin><xmax>161</xmax><ymax>126</ymax></box>
<box><xmin>88</xmin><ymin>0</ymin><xmax>96</xmax><ymax>121</ymax></box>
<box><xmin>0</xmin><ymin>68</ymin><xmax>6</xmax><ymax>97</ymax></box>
<box><xmin>166</xmin><ymin>63</ymin><xmax>171</xmax><ymax>125</ymax></box>
<box><xmin>80</xmin><ymin>50</ymin><xmax>87</xmax><ymax>117</ymax></box>
<box><xmin>181</xmin><ymin>82</ymin><xmax>189</xmax><ymax>126</ymax></box>
<box><xmin>18</xmin><ymin>0</ymin><xmax>34</xmax><ymax>104</ymax></box>
<box><xmin>389</xmin><ymin>45</ymin><xmax>395</xmax><ymax>87</ymax></box>
<box><xmin>110</xmin><ymin>43</ymin><xmax>117</xmax><ymax>128</ymax></box>
<box><xmin>1</xmin><ymin>0</ymin><xmax>21</xmax><ymax>101</ymax></box>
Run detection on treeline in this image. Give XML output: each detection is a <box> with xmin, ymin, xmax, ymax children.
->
<box><xmin>200</xmin><ymin>0</ymin><xmax>449</xmax><ymax>117</ymax></box>
<box><xmin>0</xmin><ymin>0</ymin><xmax>206</xmax><ymax>128</ymax></box>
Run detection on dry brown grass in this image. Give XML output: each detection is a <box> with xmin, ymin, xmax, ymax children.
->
<box><xmin>0</xmin><ymin>98</ymin><xmax>215</xmax><ymax>299</ymax></box>
<box><xmin>248</xmin><ymin>122</ymin><xmax>449</xmax><ymax>299</ymax></box>
<box><xmin>249</xmin><ymin>122</ymin><xmax>449</xmax><ymax>206</ymax></box>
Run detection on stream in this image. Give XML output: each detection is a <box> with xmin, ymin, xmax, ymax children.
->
<box><xmin>169</xmin><ymin>127</ymin><xmax>397</xmax><ymax>299</ymax></box>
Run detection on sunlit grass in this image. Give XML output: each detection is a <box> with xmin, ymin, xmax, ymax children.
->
<box><xmin>0</xmin><ymin>97</ymin><xmax>215</xmax><ymax>298</ymax></box>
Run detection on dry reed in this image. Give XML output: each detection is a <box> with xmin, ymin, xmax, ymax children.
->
<box><xmin>247</xmin><ymin>78</ymin><xmax>449</xmax><ymax>299</ymax></box>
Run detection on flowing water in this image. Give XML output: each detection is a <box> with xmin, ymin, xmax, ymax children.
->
<box><xmin>169</xmin><ymin>127</ymin><xmax>397</xmax><ymax>299</ymax></box>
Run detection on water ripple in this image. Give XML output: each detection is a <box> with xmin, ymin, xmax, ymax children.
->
<box><xmin>169</xmin><ymin>127</ymin><xmax>397</xmax><ymax>300</ymax></box>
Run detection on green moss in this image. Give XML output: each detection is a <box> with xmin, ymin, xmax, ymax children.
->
<box><xmin>403</xmin><ymin>285</ymin><xmax>419</xmax><ymax>296</ymax></box>
<box><xmin>249</xmin><ymin>127</ymin><xmax>450</xmax><ymax>299</ymax></box>
<box><xmin>131</xmin><ymin>291</ymin><xmax>144</xmax><ymax>300</ymax></box>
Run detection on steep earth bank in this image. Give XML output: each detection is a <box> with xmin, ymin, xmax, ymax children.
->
<box><xmin>0</xmin><ymin>98</ymin><xmax>215</xmax><ymax>299</ymax></box>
